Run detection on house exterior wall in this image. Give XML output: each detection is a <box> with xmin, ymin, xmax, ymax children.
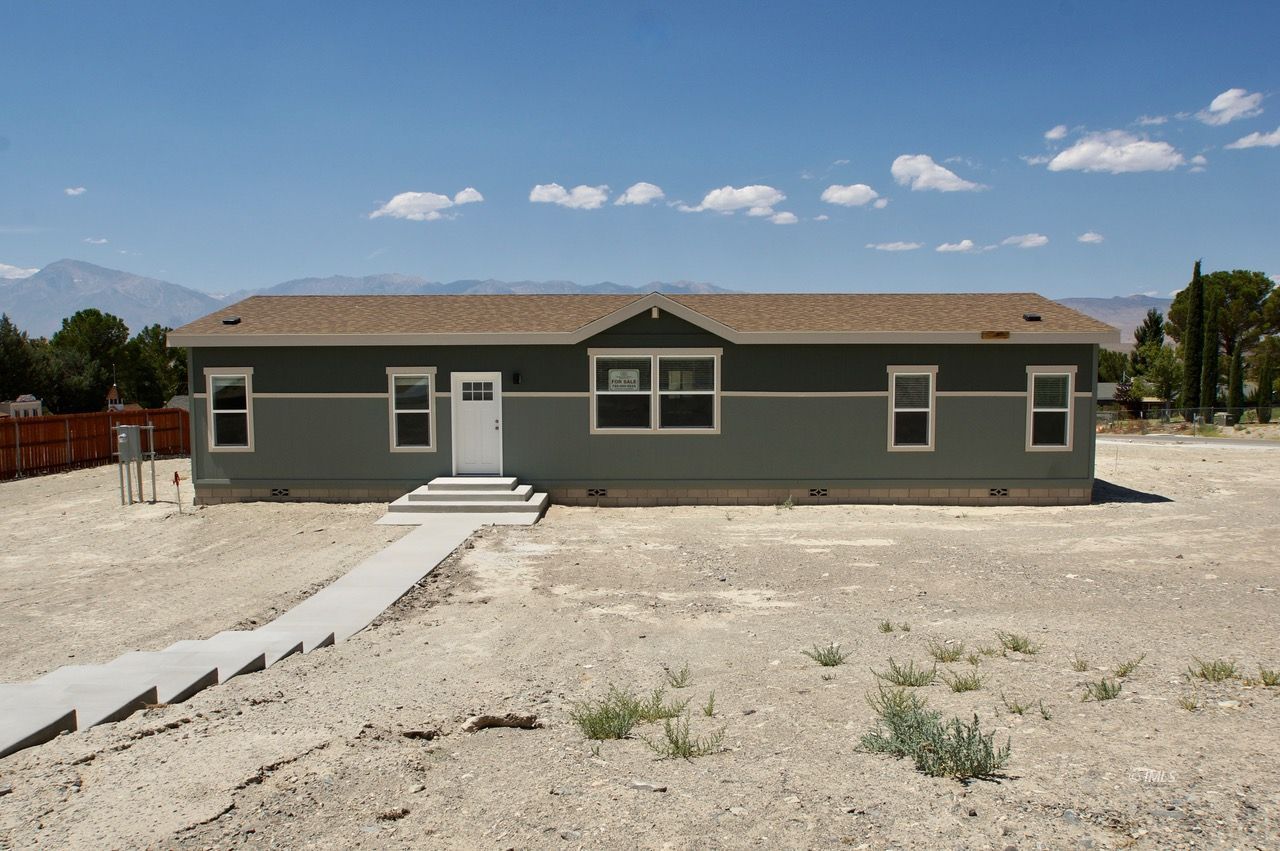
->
<box><xmin>187</xmin><ymin>312</ymin><xmax>1099</xmax><ymax>505</ymax></box>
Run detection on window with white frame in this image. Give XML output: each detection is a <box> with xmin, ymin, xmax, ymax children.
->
<box><xmin>887</xmin><ymin>367</ymin><xmax>935</xmax><ymax>450</ymax></box>
<box><xmin>591</xmin><ymin>351</ymin><xmax>719</xmax><ymax>432</ymax></box>
<box><xmin>1027</xmin><ymin>369</ymin><xmax>1073</xmax><ymax>449</ymax></box>
<box><xmin>387</xmin><ymin>368</ymin><xmax>435</xmax><ymax>450</ymax></box>
<box><xmin>206</xmin><ymin>370</ymin><xmax>253</xmax><ymax>450</ymax></box>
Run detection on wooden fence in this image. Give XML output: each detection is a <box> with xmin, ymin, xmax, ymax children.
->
<box><xmin>0</xmin><ymin>409</ymin><xmax>190</xmax><ymax>480</ymax></box>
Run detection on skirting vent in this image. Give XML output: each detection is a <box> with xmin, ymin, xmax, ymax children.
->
<box><xmin>271</xmin><ymin>488</ymin><xmax>290</xmax><ymax>497</ymax></box>
<box><xmin>808</xmin><ymin>488</ymin><xmax>828</xmax><ymax>497</ymax></box>
<box><xmin>989</xmin><ymin>488</ymin><xmax>1009</xmax><ymax>497</ymax></box>
<box><xmin>587</xmin><ymin>488</ymin><xmax>608</xmax><ymax>497</ymax></box>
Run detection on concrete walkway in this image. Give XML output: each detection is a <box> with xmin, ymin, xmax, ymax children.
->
<box><xmin>0</xmin><ymin>511</ymin><xmax>533</xmax><ymax>759</ymax></box>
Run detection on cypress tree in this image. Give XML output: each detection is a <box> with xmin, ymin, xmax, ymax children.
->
<box><xmin>1199</xmin><ymin>295</ymin><xmax>1220</xmax><ymax>412</ymax></box>
<box><xmin>1227</xmin><ymin>342</ymin><xmax>1244</xmax><ymax>421</ymax></box>
<box><xmin>1258</xmin><ymin>348</ymin><xmax>1274</xmax><ymax>424</ymax></box>
<box><xmin>1180</xmin><ymin>261</ymin><xmax>1204</xmax><ymax>410</ymax></box>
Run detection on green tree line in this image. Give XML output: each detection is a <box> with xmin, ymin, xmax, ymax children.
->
<box><xmin>1098</xmin><ymin>264</ymin><xmax>1279</xmax><ymax>419</ymax></box>
<box><xmin>0</xmin><ymin>309</ymin><xmax>188</xmax><ymax>413</ymax></box>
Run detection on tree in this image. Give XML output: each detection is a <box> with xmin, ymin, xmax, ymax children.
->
<box><xmin>1098</xmin><ymin>348</ymin><xmax>1129</xmax><ymax>382</ymax></box>
<box><xmin>0</xmin><ymin>314</ymin><xmax>38</xmax><ymax>402</ymax></box>
<box><xmin>1133</xmin><ymin>342</ymin><xmax>1180</xmax><ymax>406</ymax></box>
<box><xmin>1178</xmin><ymin>261</ymin><xmax>1205</xmax><ymax>409</ymax></box>
<box><xmin>121</xmin><ymin>325</ymin><xmax>187</xmax><ymax>408</ymax></box>
<box><xmin>1255</xmin><ymin>337</ymin><xmax>1277</xmax><ymax>423</ymax></box>
<box><xmin>1200</xmin><ymin>296</ymin><xmax>1221</xmax><ymax>409</ymax></box>
<box><xmin>1227</xmin><ymin>342</ymin><xmax>1245</xmax><ymax>419</ymax></box>
<box><xmin>1131</xmin><ymin>309</ymin><xmax>1165</xmax><ymax>374</ymax></box>
<box><xmin>48</xmin><ymin>309</ymin><xmax>130</xmax><ymax>411</ymax></box>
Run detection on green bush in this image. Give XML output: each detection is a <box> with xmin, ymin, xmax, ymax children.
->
<box><xmin>860</xmin><ymin>685</ymin><xmax>1010</xmax><ymax>781</ymax></box>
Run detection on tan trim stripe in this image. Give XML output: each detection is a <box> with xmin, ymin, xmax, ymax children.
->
<box><xmin>505</xmin><ymin>391</ymin><xmax>590</xmax><ymax>398</ymax></box>
<box><xmin>255</xmin><ymin>392</ymin><xmax>387</xmax><ymax>399</ymax></box>
<box><xmin>722</xmin><ymin>391</ymin><xmax>888</xmax><ymax>398</ymax></box>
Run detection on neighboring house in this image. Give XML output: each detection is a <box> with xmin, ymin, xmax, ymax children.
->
<box><xmin>105</xmin><ymin>384</ymin><xmax>124</xmax><ymax>412</ymax></box>
<box><xmin>0</xmin><ymin>394</ymin><xmax>43</xmax><ymax>418</ymax></box>
<box><xmin>168</xmin><ymin>292</ymin><xmax>1119</xmax><ymax>507</ymax></box>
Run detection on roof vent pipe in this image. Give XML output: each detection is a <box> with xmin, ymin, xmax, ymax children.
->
<box><xmin>1022</xmin><ymin>313</ymin><xmax>1042</xmax><ymax>322</ymax></box>
<box><xmin>222</xmin><ymin>316</ymin><xmax>241</xmax><ymax>325</ymax></box>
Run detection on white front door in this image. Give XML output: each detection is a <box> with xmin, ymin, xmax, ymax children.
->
<box><xmin>451</xmin><ymin>372</ymin><xmax>503</xmax><ymax>475</ymax></box>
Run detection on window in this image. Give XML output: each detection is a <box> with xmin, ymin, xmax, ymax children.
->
<box><xmin>205</xmin><ymin>369</ymin><xmax>253</xmax><ymax>451</ymax></box>
<box><xmin>887</xmin><ymin>366</ymin><xmax>936</xmax><ymax>450</ymax></box>
<box><xmin>590</xmin><ymin>350</ymin><xmax>720</xmax><ymax>433</ymax></box>
<box><xmin>1027</xmin><ymin>367</ymin><xmax>1074</xmax><ymax>450</ymax></box>
<box><xmin>387</xmin><ymin>367</ymin><xmax>436</xmax><ymax>451</ymax></box>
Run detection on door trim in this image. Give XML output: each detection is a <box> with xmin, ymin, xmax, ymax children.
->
<box><xmin>449</xmin><ymin>371</ymin><xmax>504</xmax><ymax>475</ymax></box>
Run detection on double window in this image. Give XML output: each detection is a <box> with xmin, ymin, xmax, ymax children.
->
<box><xmin>887</xmin><ymin>366</ymin><xmax>936</xmax><ymax>450</ymax></box>
<box><xmin>387</xmin><ymin>367</ymin><xmax>436</xmax><ymax>451</ymax></box>
<box><xmin>205</xmin><ymin>369</ymin><xmax>254</xmax><ymax>451</ymax></box>
<box><xmin>591</xmin><ymin>350</ymin><xmax>720</xmax><ymax>433</ymax></box>
<box><xmin>1027</xmin><ymin>368</ymin><xmax>1074</xmax><ymax>450</ymax></box>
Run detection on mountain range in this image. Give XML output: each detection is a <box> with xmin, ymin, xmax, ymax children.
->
<box><xmin>0</xmin><ymin>258</ymin><xmax>1169</xmax><ymax>344</ymax></box>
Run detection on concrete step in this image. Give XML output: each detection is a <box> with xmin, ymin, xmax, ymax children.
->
<box><xmin>424</xmin><ymin>476</ymin><xmax>518</xmax><ymax>492</ymax></box>
<box><xmin>170</xmin><ymin>630</ymin><xmax>304</xmax><ymax>667</ymax></box>
<box><xmin>4</xmin><ymin>677</ymin><xmax>159</xmax><ymax>729</ymax></box>
<box><xmin>408</xmin><ymin>484</ymin><xmax>533</xmax><ymax>503</ymax></box>
<box><xmin>40</xmin><ymin>661</ymin><xmax>215</xmax><ymax>709</ymax></box>
<box><xmin>113</xmin><ymin>648</ymin><xmax>263</xmax><ymax>687</ymax></box>
<box><xmin>0</xmin><ymin>686</ymin><xmax>77</xmax><ymax>757</ymax></box>
<box><xmin>251</xmin><ymin>623</ymin><xmax>335</xmax><ymax>654</ymax></box>
<box><xmin>388</xmin><ymin>491</ymin><xmax>548</xmax><ymax>514</ymax></box>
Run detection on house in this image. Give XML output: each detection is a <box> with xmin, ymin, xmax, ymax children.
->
<box><xmin>0</xmin><ymin>394</ymin><xmax>44</xmax><ymax>418</ymax></box>
<box><xmin>167</xmin><ymin>292</ymin><xmax>1119</xmax><ymax>507</ymax></box>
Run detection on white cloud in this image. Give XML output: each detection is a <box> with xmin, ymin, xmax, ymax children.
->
<box><xmin>529</xmin><ymin>183</ymin><xmax>609</xmax><ymax>210</ymax></box>
<box><xmin>1225</xmin><ymin>126</ymin><xmax>1280</xmax><ymax>149</ymax></box>
<box><xmin>614</xmin><ymin>182</ymin><xmax>665</xmax><ymax>206</ymax></box>
<box><xmin>1044</xmin><ymin>124</ymin><xmax>1069</xmax><ymax>141</ymax></box>
<box><xmin>833</xmin><ymin>158</ymin><xmax>850</xmax><ymax>165</ymax></box>
<box><xmin>0</xmin><ymin>262</ymin><xmax>38</xmax><ymax>279</ymax></box>
<box><xmin>1135</xmin><ymin>115</ymin><xmax>1168</xmax><ymax>126</ymax></box>
<box><xmin>1190</xmin><ymin>154</ymin><xmax>1208</xmax><ymax>165</ymax></box>
<box><xmin>1046</xmin><ymin>130</ymin><xmax>1184</xmax><ymax>173</ymax></box>
<box><xmin>1001</xmin><ymin>233</ymin><xmax>1049</xmax><ymax>249</ymax></box>
<box><xmin>82</xmin><ymin>237</ymin><xmax>108</xmax><ymax>245</ymax></box>
<box><xmin>891</xmin><ymin>154</ymin><xmax>985</xmax><ymax>192</ymax></box>
<box><xmin>813</xmin><ymin>214</ymin><xmax>830</xmax><ymax>221</ymax></box>
<box><xmin>63</xmin><ymin>186</ymin><xmax>86</xmax><ymax>196</ymax></box>
<box><xmin>1077</xmin><ymin>231</ymin><xmax>1104</xmax><ymax>244</ymax></box>
<box><xmin>872</xmin><ymin>198</ymin><xmax>889</xmax><ymax>209</ymax></box>
<box><xmin>1197</xmin><ymin>88</ymin><xmax>1263</xmax><ymax>126</ymax></box>
<box><xmin>770</xmin><ymin>212</ymin><xmax>798</xmax><ymax>225</ymax></box>
<box><xmin>820</xmin><ymin>183</ymin><xmax>880</xmax><ymax>207</ymax></box>
<box><xmin>369</xmin><ymin>187</ymin><xmax>484</xmax><ymax>221</ymax></box>
<box><xmin>1021</xmin><ymin>154</ymin><xmax>1052</xmax><ymax>166</ymax></box>
<box><xmin>684</xmin><ymin>184</ymin><xmax>786</xmax><ymax>216</ymax></box>
<box><xmin>866</xmin><ymin>241</ymin><xmax>922</xmax><ymax>252</ymax></box>
<box><xmin>936</xmin><ymin>239</ymin><xmax>976</xmax><ymax>253</ymax></box>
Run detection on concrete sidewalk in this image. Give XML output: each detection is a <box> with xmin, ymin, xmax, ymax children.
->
<box><xmin>0</xmin><ymin>511</ymin><xmax>533</xmax><ymax>759</ymax></box>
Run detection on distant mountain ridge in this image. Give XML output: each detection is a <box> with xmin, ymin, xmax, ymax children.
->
<box><xmin>0</xmin><ymin>258</ymin><xmax>1169</xmax><ymax>340</ymax></box>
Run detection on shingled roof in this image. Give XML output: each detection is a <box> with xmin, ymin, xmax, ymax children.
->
<box><xmin>168</xmin><ymin>292</ymin><xmax>1118</xmax><ymax>346</ymax></box>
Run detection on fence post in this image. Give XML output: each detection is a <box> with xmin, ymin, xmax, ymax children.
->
<box><xmin>65</xmin><ymin>418</ymin><xmax>72</xmax><ymax>464</ymax></box>
<box><xmin>14</xmin><ymin>419</ymin><xmax>21</xmax><ymax>477</ymax></box>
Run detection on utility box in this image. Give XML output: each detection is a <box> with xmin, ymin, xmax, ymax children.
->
<box><xmin>1212</xmin><ymin>412</ymin><xmax>1232</xmax><ymax>428</ymax></box>
<box><xmin>117</xmin><ymin>425</ymin><xmax>142</xmax><ymax>462</ymax></box>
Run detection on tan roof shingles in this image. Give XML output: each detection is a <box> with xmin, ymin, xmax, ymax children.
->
<box><xmin>171</xmin><ymin>292</ymin><xmax>1116</xmax><ymax>337</ymax></box>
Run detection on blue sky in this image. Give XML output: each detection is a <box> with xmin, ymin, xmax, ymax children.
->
<box><xmin>1</xmin><ymin>1</ymin><xmax>1277</xmax><ymax>297</ymax></box>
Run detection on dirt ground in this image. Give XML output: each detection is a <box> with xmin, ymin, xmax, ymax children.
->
<box><xmin>1</xmin><ymin>440</ymin><xmax>1279</xmax><ymax>849</ymax></box>
<box><xmin>0</xmin><ymin>459</ymin><xmax>407</xmax><ymax>681</ymax></box>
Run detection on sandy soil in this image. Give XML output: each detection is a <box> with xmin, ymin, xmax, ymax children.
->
<box><xmin>0</xmin><ymin>459</ymin><xmax>408</xmax><ymax>681</ymax></box>
<box><xmin>1</xmin><ymin>440</ymin><xmax>1279</xmax><ymax>849</ymax></box>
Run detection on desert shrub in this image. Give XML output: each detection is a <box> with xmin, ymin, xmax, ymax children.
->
<box><xmin>927</xmin><ymin>640</ymin><xmax>966</xmax><ymax>663</ymax></box>
<box><xmin>1187</xmin><ymin>658</ymin><xmax>1239</xmax><ymax>682</ymax></box>
<box><xmin>644</xmin><ymin>714</ymin><xmax>724</xmax><ymax>760</ymax></box>
<box><xmin>1260</xmin><ymin>667</ymin><xmax>1279</xmax><ymax>687</ymax></box>
<box><xmin>662</xmin><ymin>662</ymin><xmax>693</xmax><ymax>688</ymax></box>
<box><xmin>1083</xmin><ymin>678</ymin><xmax>1123</xmax><ymax>702</ymax></box>
<box><xmin>802</xmin><ymin>642</ymin><xmax>850</xmax><ymax>667</ymax></box>
<box><xmin>1070</xmin><ymin>654</ymin><xmax>1090</xmax><ymax>672</ymax></box>
<box><xmin>860</xmin><ymin>685</ymin><xmax>1010</xmax><ymax>781</ymax></box>
<box><xmin>874</xmin><ymin>657</ymin><xmax>937</xmax><ymax>687</ymax></box>
<box><xmin>1113</xmin><ymin>654</ymin><xmax>1145</xmax><ymax>678</ymax></box>
<box><xmin>943</xmin><ymin>670</ymin><xmax>984</xmax><ymax>692</ymax></box>
<box><xmin>571</xmin><ymin>685</ymin><xmax>688</xmax><ymax>739</ymax></box>
<box><xmin>996</xmin><ymin>631</ymin><xmax>1041</xmax><ymax>654</ymax></box>
<box><xmin>878</xmin><ymin>620</ymin><xmax>895</xmax><ymax>633</ymax></box>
